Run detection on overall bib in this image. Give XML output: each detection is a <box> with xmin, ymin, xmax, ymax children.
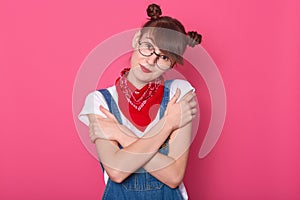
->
<box><xmin>98</xmin><ymin>80</ymin><xmax>183</xmax><ymax>200</ymax></box>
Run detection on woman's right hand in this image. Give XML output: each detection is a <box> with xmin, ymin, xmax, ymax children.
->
<box><xmin>164</xmin><ymin>88</ymin><xmax>197</xmax><ymax>130</ymax></box>
<box><xmin>88</xmin><ymin>106</ymin><xmax>122</xmax><ymax>143</ymax></box>
<box><xmin>89</xmin><ymin>106</ymin><xmax>135</xmax><ymax>144</ymax></box>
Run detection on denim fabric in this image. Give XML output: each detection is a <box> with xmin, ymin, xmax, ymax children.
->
<box><xmin>99</xmin><ymin>80</ymin><xmax>183</xmax><ymax>200</ymax></box>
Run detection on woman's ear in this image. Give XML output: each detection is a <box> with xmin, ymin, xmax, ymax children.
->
<box><xmin>132</xmin><ymin>30</ymin><xmax>141</xmax><ymax>48</ymax></box>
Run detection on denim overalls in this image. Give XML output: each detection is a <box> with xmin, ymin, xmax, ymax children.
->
<box><xmin>98</xmin><ymin>80</ymin><xmax>183</xmax><ymax>200</ymax></box>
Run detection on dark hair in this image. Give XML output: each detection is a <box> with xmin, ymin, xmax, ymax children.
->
<box><xmin>140</xmin><ymin>4</ymin><xmax>202</xmax><ymax>65</ymax></box>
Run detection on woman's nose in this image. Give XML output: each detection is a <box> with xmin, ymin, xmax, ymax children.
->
<box><xmin>146</xmin><ymin>54</ymin><xmax>157</xmax><ymax>66</ymax></box>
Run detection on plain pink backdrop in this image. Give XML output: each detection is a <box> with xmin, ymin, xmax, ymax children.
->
<box><xmin>1</xmin><ymin>0</ymin><xmax>300</xmax><ymax>200</ymax></box>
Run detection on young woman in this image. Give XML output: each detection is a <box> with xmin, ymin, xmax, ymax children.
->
<box><xmin>79</xmin><ymin>4</ymin><xmax>201</xmax><ymax>200</ymax></box>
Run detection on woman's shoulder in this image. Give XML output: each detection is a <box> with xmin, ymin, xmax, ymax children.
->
<box><xmin>167</xmin><ymin>79</ymin><xmax>195</xmax><ymax>100</ymax></box>
<box><xmin>167</xmin><ymin>79</ymin><xmax>194</xmax><ymax>91</ymax></box>
<box><xmin>81</xmin><ymin>85</ymin><xmax>117</xmax><ymax>114</ymax></box>
<box><xmin>168</xmin><ymin>79</ymin><xmax>192</xmax><ymax>87</ymax></box>
<box><xmin>78</xmin><ymin>86</ymin><xmax>116</xmax><ymax>125</ymax></box>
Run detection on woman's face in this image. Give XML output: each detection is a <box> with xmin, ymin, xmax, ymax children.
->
<box><xmin>127</xmin><ymin>33</ymin><xmax>169</xmax><ymax>88</ymax></box>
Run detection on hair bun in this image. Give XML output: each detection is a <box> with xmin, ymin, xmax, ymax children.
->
<box><xmin>147</xmin><ymin>4</ymin><xmax>162</xmax><ymax>20</ymax></box>
<box><xmin>187</xmin><ymin>31</ymin><xmax>202</xmax><ymax>47</ymax></box>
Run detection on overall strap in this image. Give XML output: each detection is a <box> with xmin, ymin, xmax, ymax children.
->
<box><xmin>159</xmin><ymin>80</ymin><xmax>174</xmax><ymax>119</ymax></box>
<box><xmin>97</xmin><ymin>89</ymin><xmax>123</xmax><ymax>172</ymax></box>
<box><xmin>98</xmin><ymin>89</ymin><xmax>122</xmax><ymax>124</ymax></box>
<box><xmin>157</xmin><ymin>80</ymin><xmax>174</xmax><ymax>155</ymax></box>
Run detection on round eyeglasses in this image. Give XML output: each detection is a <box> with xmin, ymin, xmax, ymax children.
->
<box><xmin>138</xmin><ymin>41</ymin><xmax>173</xmax><ymax>70</ymax></box>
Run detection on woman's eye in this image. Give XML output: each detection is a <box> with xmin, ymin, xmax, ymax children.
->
<box><xmin>160</xmin><ymin>55</ymin><xmax>170</xmax><ymax>61</ymax></box>
<box><xmin>144</xmin><ymin>43</ymin><xmax>153</xmax><ymax>49</ymax></box>
<box><xmin>148</xmin><ymin>46</ymin><xmax>154</xmax><ymax>51</ymax></box>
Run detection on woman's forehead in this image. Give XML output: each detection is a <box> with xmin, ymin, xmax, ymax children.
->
<box><xmin>140</xmin><ymin>28</ymin><xmax>185</xmax><ymax>58</ymax></box>
<box><xmin>140</xmin><ymin>32</ymin><xmax>168</xmax><ymax>50</ymax></box>
<box><xmin>140</xmin><ymin>33</ymin><xmax>161</xmax><ymax>49</ymax></box>
<box><xmin>140</xmin><ymin>32</ymin><xmax>155</xmax><ymax>42</ymax></box>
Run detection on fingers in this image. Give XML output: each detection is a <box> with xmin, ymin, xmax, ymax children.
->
<box><xmin>189</xmin><ymin>99</ymin><xmax>197</xmax><ymax>108</ymax></box>
<box><xmin>181</xmin><ymin>90</ymin><xmax>195</xmax><ymax>102</ymax></box>
<box><xmin>99</xmin><ymin>105</ymin><xmax>116</xmax><ymax>121</ymax></box>
<box><xmin>179</xmin><ymin>90</ymin><xmax>197</xmax><ymax>109</ymax></box>
<box><xmin>169</xmin><ymin>88</ymin><xmax>181</xmax><ymax>104</ymax></box>
<box><xmin>89</xmin><ymin>120</ymin><xmax>103</xmax><ymax>142</ymax></box>
<box><xmin>179</xmin><ymin>91</ymin><xmax>197</xmax><ymax>125</ymax></box>
<box><xmin>191</xmin><ymin>108</ymin><xmax>197</xmax><ymax>116</ymax></box>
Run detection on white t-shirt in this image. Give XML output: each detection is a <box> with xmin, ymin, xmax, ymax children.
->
<box><xmin>78</xmin><ymin>79</ymin><xmax>194</xmax><ymax>200</ymax></box>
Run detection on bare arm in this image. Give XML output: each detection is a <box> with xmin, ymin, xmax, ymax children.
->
<box><xmin>88</xmin><ymin>90</ymin><xmax>196</xmax><ymax>185</ymax></box>
<box><xmin>100</xmin><ymin>121</ymin><xmax>192</xmax><ymax>188</ymax></box>
<box><xmin>89</xmin><ymin>113</ymin><xmax>174</xmax><ymax>183</ymax></box>
<box><xmin>143</xmin><ymin>123</ymin><xmax>192</xmax><ymax>188</ymax></box>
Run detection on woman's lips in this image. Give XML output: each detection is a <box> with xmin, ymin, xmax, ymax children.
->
<box><xmin>140</xmin><ymin>64</ymin><xmax>152</xmax><ymax>73</ymax></box>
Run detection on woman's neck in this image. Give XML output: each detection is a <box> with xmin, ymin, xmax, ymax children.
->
<box><xmin>126</xmin><ymin>70</ymin><xmax>147</xmax><ymax>89</ymax></box>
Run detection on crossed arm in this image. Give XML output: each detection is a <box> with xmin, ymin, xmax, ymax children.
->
<box><xmin>87</xmin><ymin>89</ymin><xmax>196</xmax><ymax>188</ymax></box>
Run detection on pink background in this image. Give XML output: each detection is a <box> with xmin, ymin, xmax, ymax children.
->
<box><xmin>1</xmin><ymin>0</ymin><xmax>300</xmax><ymax>199</ymax></box>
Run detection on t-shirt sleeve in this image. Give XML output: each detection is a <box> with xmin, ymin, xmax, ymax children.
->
<box><xmin>169</xmin><ymin>79</ymin><xmax>195</xmax><ymax>102</ymax></box>
<box><xmin>78</xmin><ymin>91</ymin><xmax>109</xmax><ymax>126</ymax></box>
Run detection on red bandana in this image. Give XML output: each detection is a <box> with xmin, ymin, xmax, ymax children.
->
<box><xmin>115</xmin><ymin>68</ymin><xmax>164</xmax><ymax>132</ymax></box>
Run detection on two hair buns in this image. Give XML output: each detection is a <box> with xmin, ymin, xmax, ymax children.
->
<box><xmin>146</xmin><ymin>4</ymin><xmax>202</xmax><ymax>47</ymax></box>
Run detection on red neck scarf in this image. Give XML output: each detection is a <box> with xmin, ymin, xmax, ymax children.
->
<box><xmin>115</xmin><ymin>68</ymin><xmax>164</xmax><ymax>132</ymax></box>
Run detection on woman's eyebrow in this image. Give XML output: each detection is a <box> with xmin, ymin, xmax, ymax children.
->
<box><xmin>143</xmin><ymin>37</ymin><xmax>167</xmax><ymax>54</ymax></box>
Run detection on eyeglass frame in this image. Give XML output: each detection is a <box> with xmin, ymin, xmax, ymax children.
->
<box><xmin>137</xmin><ymin>41</ymin><xmax>175</xmax><ymax>70</ymax></box>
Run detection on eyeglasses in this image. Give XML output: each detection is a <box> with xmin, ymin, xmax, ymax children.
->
<box><xmin>138</xmin><ymin>41</ymin><xmax>173</xmax><ymax>70</ymax></box>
